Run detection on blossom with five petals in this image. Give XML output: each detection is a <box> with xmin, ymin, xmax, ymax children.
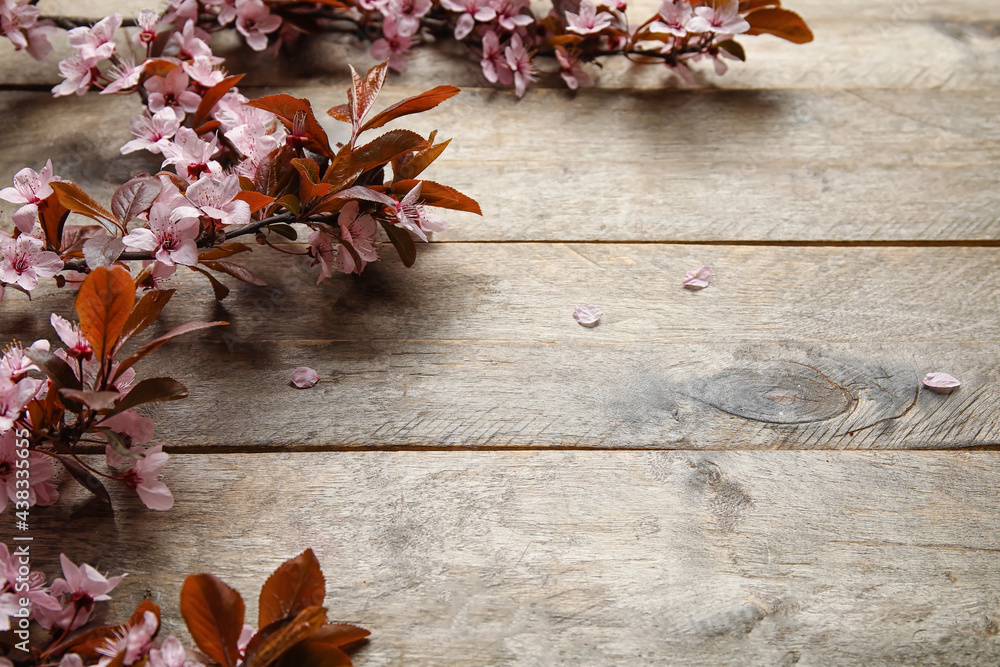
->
<box><xmin>0</xmin><ymin>159</ymin><xmax>60</xmax><ymax>233</ymax></box>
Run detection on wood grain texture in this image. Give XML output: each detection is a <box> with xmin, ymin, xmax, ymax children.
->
<box><xmin>2</xmin><ymin>88</ymin><xmax>998</xmax><ymax>243</ymax></box>
<box><xmin>27</xmin><ymin>451</ymin><xmax>1000</xmax><ymax>666</ymax></box>
<box><xmin>4</xmin><ymin>244</ymin><xmax>998</xmax><ymax>450</ymax></box>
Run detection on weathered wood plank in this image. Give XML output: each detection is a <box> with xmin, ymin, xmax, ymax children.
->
<box><xmin>2</xmin><ymin>88</ymin><xmax>998</xmax><ymax>242</ymax></box>
<box><xmin>2</xmin><ymin>18</ymin><xmax>998</xmax><ymax>91</ymax></box>
<box><xmin>28</xmin><ymin>451</ymin><xmax>1000</xmax><ymax>665</ymax></box>
<box><xmin>4</xmin><ymin>244</ymin><xmax>998</xmax><ymax>450</ymax></box>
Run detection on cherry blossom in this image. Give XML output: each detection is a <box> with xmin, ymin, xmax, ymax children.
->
<box><xmin>161</xmin><ymin>127</ymin><xmax>222</xmax><ymax>181</ymax></box>
<box><xmin>494</xmin><ymin>0</ymin><xmax>533</xmax><ymax>31</ymax></box>
<box><xmin>922</xmin><ymin>372</ymin><xmax>961</xmax><ymax>391</ymax></box>
<box><xmin>50</xmin><ymin>314</ymin><xmax>93</xmax><ymax>360</ymax></box>
<box><xmin>686</xmin><ymin>0</ymin><xmax>749</xmax><ymax>36</ymax></box>
<box><xmin>235</xmin><ymin>0</ymin><xmax>282</xmax><ymax>51</ymax></box>
<box><xmin>0</xmin><ymin>543</ymin><xmax>60</xmax><ymax>630</ymax></box>
<box><xmin>682</xmin><ymin>264</ymin><xmax>712</xmax><ymax>289</ymax></box>
<box><xmin>0</xmin><ymin>232</ymin><xmax>64</xmax><ymax>291</ymax></box>
<box><xmin>164</xmin><ymin>0</ymin><xmax>200</xmax><ymax>25</ymax></box>
<box><xmin>122</xmin><ymin>444</ymin><xmax>174</xmax><ymax>510</ymax></box>
<box><xmin>1</xmin><ymin>1</ymin><xmax>55</xmax><ymax>61</ymax></box>
<box><xmin>505</xmin><ymin>34</ymin><xmax>536</xmax><ymax>98</ymax></box>
<box><xmin>440</xmin><ymin>0</ymin><xmax>496</xmax><ymax>40</ymax></box>
<box><xmin>148</xmin><ymin>636</ymin><xmax>201</xmax><ymax>667</ymax></box>
<box><xmin>481</xmin><ymin>31</ymin><xmax>513</xmax><ymax>86</ymax></box>
<box><xmin>565</xmin><ymin>1</ymin><xmax>614</xmax><ymax>35</ymax></box>
<box><xmin>336</xmin><ymin>201</ymin><xmax>378</xmax><ymax>274</ymax></box>
<box><xmin>308</xmin><ymin>229</ymin><xmax>336</xmax><ymax>284</ymax></box>
<box><xmin>162</xmin><ymin>19</ymin><xmax>214</xmax><ymax>60</ymax></box>
<box><xmin>0</xmin><ymin>159</ymin><xmax>59</xmax><ymax>233</ymax></box>
<box><xmin>291</xmin><ymin>366</ymin><xmax>320</xmax><ymax>388</ymax></box>
<box><xmin>121</xmin><ymin>108</ymin><xmax>182</xmax><ymax>155</ymax></box>
<box><xmin>97</xmin><ymin>609</ymin><xmax>158</xmax><ymax>666</ymax></box>
<box><xmin>65</xmin><ymin>13</ymin><xmax>121</xmax><ymax>63</ymax></box>
<box><xmin>58</xmin><ymin>656</ymin><xmax>85</xmax><ymax>667</ymax></box>
<box><xmin>132</xmin><ymin>9</ymin><xmax>161</xmax><ymax>49</ymax></box>
<box><xmin>556</xmin><ymin>47</ymin><xmax>594</xmax><ymax>90</ymax></box>
<box><xmin>122</xmin><ymin>202</ymin><xmax>200</xmax><ymax>267</ymax></box>
<box><xmin>145</xmin><ymin>68</ymin><xmax>202</xmax><ymax>120</ymax></box>
<box><xmin>573</xmin><ymin>304</ymin><xmax>603</xmax><ymax>327</ymax></box>
<box><xmin>102</xmin><ymin>55</ymin><xmax>143</xmax><ymax>94</ymax></box>
<box><xmin>183</xmin><ymin>55</ymin><xmax>226</xmax><ymax>87</ymax></box>
<box><xmin>371</xmin><ymin>13</ymin><xmax>414</xmax><ymax>72</ymax></box>
<box><xmin>391</xmin><ymin>183</ymin><xmax>447</xmax><ymax>242</ymax></box>
<box><xmin>387</xmin><ymin>0</ymin><xmax>432</xmax><ymax>36</ymax></box>
<box><xmin>180</xmin><ymin>173</ymin><xmax>251</xmax><ymax>227</ymax></box>
<box><xmin>1</xmin><ymin>339</ymin><xmax>49</xmax><ymax>381</ymax></box>
<box><xmin>651</xmin><ymin>0</ymin><xmax>693</xmax><ymax>37</ymax></box>
<box><xmin>41</xmin><ymin>555</ymin><xmax>125</xmax><ymax>631</ymax></box>
<box><xmin>52</xmin><ymin>56</ymin><xmax>93</xmax><ymax>97</ymax></box>
<box><xmin>0</xmin><ymin>429</ymin><xmax>58</xmax><ymax>510</ymax></box>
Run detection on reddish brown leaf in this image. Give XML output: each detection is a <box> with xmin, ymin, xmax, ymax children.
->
<box><xmin>277</xmin><ymin>641</ymin><xmax>353</xmax><ymax>667</ymax></box>
<box><xmin>118</xmin><ymin>289</ymin><xmax>175</xmax><ymax>350</ymax></box>
<box><xmin>234</xmin><ymin>190</ymin><xmax>276</xmax><ymax>214</ymax></box>
<box><xmin>381</xmin><ymin>220</ymin><xmax>416</xmax><ymax>267</ymax></box>
<box><xmin>190</xmin><ymin>265</ymin><xmax>231</xmax><ymax>301</ymax></box>
<box><xmin>129</xmin><ymin>600</ymin><xmax>162</xmax><ymax>632</ymax></box>
<box><xmin>309</xmin><ymin>623</ymin><xmax>371</xmax><ymax>649</ymax></box>
<box><xmin>75</xmin><ymin>266</ymin><xmax>136</xmax><ymax>360</ymax></box>
<box><xmin>349</xmin><ymin>62</ymin><xmax>388</xmax><ymax>140</ymax></box>
<box><xmin>51</xmin><ymin>181</ymin><xmax>117</xmax><ymax>225</ymax></box>
<box><xmin>243</xmin><ymin>606</ymin><xmax>327</xmax><ymax>667</ymax></box>
<box><xmin>82</xmin><ymin>235</ymin><xmax>126</xmax><ymax>269</ymax></box>
<box><xmin>292</xmin><ymin>158</ymin><xmax>334</xmax><ymax>203</ymax></box>
<box><xmin>321</xmin><ymin>130</ymin><xmax>427</xmax><ymax>189</ymax></box>
<box><xmin>111</xmin><ymin>175</ymin><xmax>161</xmax><ymax>225</ymax></box>
<box><xmin>113</xmin><ymin>320</ymin><xmax>227</xmax><ymax>380</ymax></box>
<box><xmin>196</xmin><ymin>119</ymin><xmax>223</xmax><ymax>135</ymax></box>
<box><xmin>245</xmin><ymin>94</ymin><xmax>333</xmax><ymax>157</ymax></box>
<box><xmin>104</xmin><ymin>377</ymin><xmax>188</xmax><ymax>417</ymax></box>
<box><xmin>201</xmin><ymin>260</ymin><xmax>269</xmax><ymax>286</ymax></box>
<box><xmin>180</xmin><ymin>574</ymin><xmax>245</xmax><ymax>667</ymax></box>
<box><xmin>746</xmin><ymin>8</ymin><xmax>813</xmax><ymax>43</ymax></box>
<box><xmin>259</xmin><ymin>549</ymin><xmax>326</xmax><ymax>628</ymax></box>
<box><xmin>394</xmin><ymin>139</ymin><xmax>451</xmax><ymax>181</ymax></box>
<box><xmin>194</xmin><ymin>73</ymin><xmax>245</xmax><ymax>128</ymax></box>
<box><xmin>359</xmin><ymin>86</ymin><xmax>460</xmax><ymax>135</ymax></box>
<box><xmin>38</xmin><ymin>193</ymin><xmax>71</xmax><ymax>251</ymax></box>
<box><xmin>326</xmin><ymin>103</ymin><xmax>351</xmax><ymax>123</ymax></box>
<box><xmin>391</xmin><ymin>179</ymin><xmax>482</xmax><ymax>215</ymax></box>
<box><xmin>198</xmin><ymin>243</ymin><xmax>253</xmax><ymax>261</ymax></box>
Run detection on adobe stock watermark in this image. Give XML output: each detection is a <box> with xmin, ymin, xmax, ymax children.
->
<box><xmin>10</xmin><ymin>426</ymin><xmax>34</xmax><ymax>654</ymax></box>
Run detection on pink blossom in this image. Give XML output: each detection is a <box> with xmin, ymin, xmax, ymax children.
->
<box><xmin>183</xmin><ymin>56</ymin><xmax>225</xmax><ymax>87</ymax></box>
<box><xmin>480</xmin><ymin>31</ymin><xmax>513</xmax><ymax>85</ymax></box>
<box><xmin>682</xmin><ymin>264</ymin><xmax>712</xmax><ymax>289</ymax></box>
<box><xmin>923</xmin><ymin>372</ymin><xmax>961</xmax><ymax>392</ymax></box>
<box><xmin>97</xmin><ymin>609</ymin><xmax>157</xmax><ymax>666</ymax></box>
<box><xmin>164</xmin><ymin>0</ymin><xmax>200</xmax><ymax>25</ymax></box>
<box><xmin>42</xmin><ymin>555</ymin><xmax>125</xmax><ymax>631</ymax></box>
<box><xmin>58</xmin><ymin>656</ymin><xmax>85</xmax><ymax>667</ymax></box>
<box><xmin>180</xmin><ymin>173</ymin><xmax>250</xmax><ymax>227</ymax></box>
<box><xmin>148</xmin><ymin>636</ymin><xmax>201</xmax><ymax>667</ymax></box>
<box><xmin>387</xmin><ymin>0</ymin><xmax>432</xmax><ymax>36</ymax></box>
<box><xmin>504</xmin><ymin>34</ymin><xmax>536</xmax><ymax>98</ymax></box>
<box><xmin>50</xmin><ymin>314</ymin><xmax>93</xmax><ymax>360</ymax></box>
<box><xmin>440</xmin><ymin>0</ymin><xmax>496</xmax><ymax>40</ymax></box>
<box><xmin>0</xmin><ymin>429</ymin><xmax>58</xmax><ymax>510</ymax></box>
<box><xmin>686</xmin><ymin>0</ymin><xmax>749</xmax><ymax>36</ymax></box>
<box><xmin>65</xmin><ymin>13</ymin><xmax>121</xmax><ymax>63</ymax></box>
<box><xmin>651</xmin><ymin>0</ymin><xmax>692</xmax><ymax>36</ymax></box>
<box><xmin>204</xmin><ymin>0</ymin><xmax>239</xmax><ymax>25</ymax></box>
<box><xmin>162</xmin><ymin>19</ymin><xmax>216</xmax><ymax>60</ymax></box>
<box><xmin>308</xmin><ymin>229</ymin><xmax>336</xmax><ymax>284</ymax></box>
<box><xmin>390</xmin><ymin>183</ymin><xmax>447</xmax><ymax>242</ymax></box>
<box><xmin>291</xmin><ymin>366</ymin><xmax>320</xmax><ymax>388</ymax></box>
<box><xmin>132</xmin><ymin>9</ymin><xmax>160</xmax><ymax>49</ymax></box>
<box><xmin>1</xmin><ymin>339</ymin><xmax>49</xmax><ymax>381</ymax></box>
<box><xmin>573</xmin><ymin>304</ymin><xmax>602</xmax><ymax>327</ymax></box>
<box><xmin>100</xmin><ymin>409</ymin><xmax>155</xmax><ymax>467</ymax></box>
<box><xmin>161</xmin><ymin>127</ymin><xmax>222</xmax><ymax>181</ymax></box>
<box><xmin>52</xmin><ymin>56</ymin><xmax>93</xmax><ymax>97</ymax></box>
<box><xmin>371</xmin><ymin>13</ymin><xmax>413</xmax><ymax>72</ymax></box>
<box><xmin>122</xmin><ymin>444</ymin><xmax>174</xmax><ymax>510</ymax></box>
<box><xmin>493</xmin><ymin>0</ymin><xmax>533</xmax><ymax>31</ymax></box>
<box><xmin>555</xmin><ymin>47</ymin><xmax>594</xmax><ymax>90</ymax></box>
<box><xmin>121</xmin><ymin>108</ymin><xmax>182</xmax><ymax>155</ymax></box>
<box><xmin>235</xmin><ymin>0</ymin><xmax>282</xmax><ymax>51</ymax></box>
<box><xmin>0</xmin><ymin>232</ymin><xmax>63</xmax><ymax>291</ymax></box>
<box><xmin>565</xmin><ymin>1</ymin><xmax>613</xmax><ymax>35</ymax></box>
<box><xmin>145</xmin><ymin>68</ymin><xmax>201</xmax><ymax>121</ymax></box>
<box><xmin>1</xmin><ymin>2</ymin><xmax>55</xmax><ymax>61</ymax></box>
<box><xmin>122</xmin><ymin>202</ymin><xmax>200</xmax><ymax>267</ymax></box>
<box><xmin>336</xmin><ymin>201</ymin><xmax>378</xmax><ymax>274</ymax></box>
<box><xmin>0</xmin><ymin>159</ymin><xmax>59</xmax><ymax>233</ymax></box>
<box><xmin>101</xmin><ymin>55</ymin><xmax>143</xmax><ymax>94</ymax></box>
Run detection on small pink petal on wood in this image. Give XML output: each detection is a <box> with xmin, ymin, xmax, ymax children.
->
<box><xmin>291</xmin><ymin>366</ymin><xmax>320</xmax><ymax>388</ymax></box>
<box><xmin>573</xmin><ymin>304</ymin><xmax>603</xmax><ymax>327</ymax></box>
<box><xmin>683</xmin><ymin>265</ymin><xmax>712</xmax><ymax>289</ymax></box>
<box><xmin>922</xmin><ymin>372</ymin><xmax>961</xmax><ymax>392</ymax></box>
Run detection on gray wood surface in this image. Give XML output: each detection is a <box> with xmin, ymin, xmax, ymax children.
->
<box><xmin>32</xmin><ymin>451</ymin><xmax>1000</xmax><ymax>666</ymax></box>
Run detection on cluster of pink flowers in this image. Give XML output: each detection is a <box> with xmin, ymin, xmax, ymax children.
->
<box><xmin>0</xmin><ymin>0</ymin><xmax>55</xmax><ymax>61</ymax></box>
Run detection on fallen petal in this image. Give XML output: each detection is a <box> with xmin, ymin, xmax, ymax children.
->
<box><xmin>683</xmin><ymin>265</ymin><xmax>712</xmax><ymax>289</ymax></box>
<box><xmin>291</xmin><ymin>366</ymin><xmax>320</xmax><ymax>388</ymax></box>
<box><xmin>573</xmin><ymin>304</ymin><xmax>603</xmax><ymax>327</ymax></box>
<box><xmin>922</xmin><ymin>372</ymin><xmax>961</xmax><ymax>391</ymax></box>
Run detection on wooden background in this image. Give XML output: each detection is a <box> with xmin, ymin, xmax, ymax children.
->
<box><xmin>2</xmin><ymin>0</ymin><xmax>1000</xmax><ymax>664</ymax></box>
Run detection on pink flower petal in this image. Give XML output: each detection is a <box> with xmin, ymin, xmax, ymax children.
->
<box><xmin>683</xmin><ymin>265</ymin><xmax>712</xmax><ymax>289</ymax></box>
<box><xmin>922</xmin><ymin>372</ymin><xmax>961</xmax><ymax>391</ymax></box>
<box><xmin>573</xmin><ymin>304</ymin><xmax>603</xmax><ymax>327</ymax></box>
<box><xmin>291</xmin><ymin>366</ymin><xmax>320</xmax><ymax>388</ymax></box>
